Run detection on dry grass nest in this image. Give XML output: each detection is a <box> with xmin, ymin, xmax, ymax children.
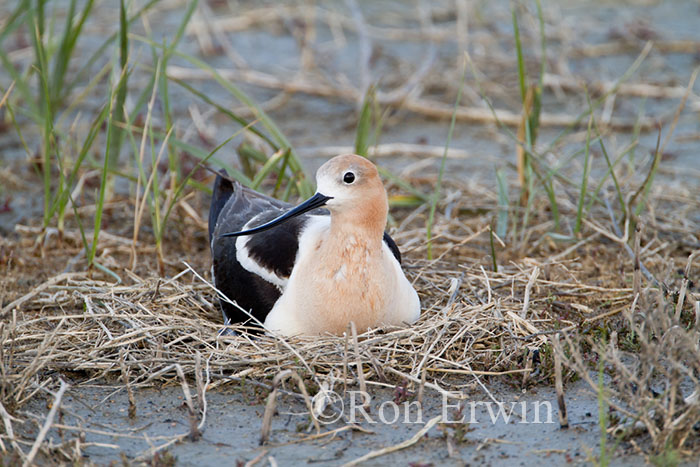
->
<box><xmin>1</xmin><ymin>179</ymin><xmax>699</xmax><ymax>458</ymax></box>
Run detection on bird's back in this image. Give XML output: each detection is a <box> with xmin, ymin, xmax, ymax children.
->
<box><xmin>209</xmin><ymin>173</ymin><xmax>303</xmax><ymax>325</ymax></box>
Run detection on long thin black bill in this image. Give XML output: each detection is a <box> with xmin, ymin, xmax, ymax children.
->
<box><xmin>219</xmin><ymin>192</ymin><xmax>333</xmax><ymax>238</ymax></box>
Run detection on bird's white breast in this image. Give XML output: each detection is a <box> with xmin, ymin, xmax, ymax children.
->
<box><xmin>263</xmin><ymin>217</ymin><xmax>420</xmax><ymax>336</ymax></box>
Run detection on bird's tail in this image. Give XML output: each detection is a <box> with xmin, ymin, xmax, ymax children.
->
<box><xmin>208</xmin><ymin>170</ymin><xmax>235</xmax><ymax>244</ymax></box>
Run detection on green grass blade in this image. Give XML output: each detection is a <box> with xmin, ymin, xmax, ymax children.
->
<box><xmin>0</xmin><ymin>0</ymin><xmax>39</xmax><ymax>118</ymax></box>
<box><xmin>157</xmin><ymin>0</ymin><xmax>198</xmax><ymax>185</ymax></box>
<box><xmin>584</xmin><ymin>141</ymin><xmax>635</xmax><ymax>215</ymax></box>
<box><xmin>55</xmin><ymin>59</ymin><xmax>111</xmax><ymax>129</ymax></box>
<box><xmin>107</xmin><ymin>0</ymin><xmax>129</xmax><ymax>168</ymax></box>
<box><xmin>527</xmin><ymin>0</ymin><xmax>546</xmax><ymax>146</ymax></box>
<box><xmin>30</xmin><ymin>10</ymin><xmax>55</xmax><ymax>227</ymax></box>
<box><xmin>593</xmin><ymin>126</ymin><xmax>627</xmax><ymax>220</ymax></box>
<box><xmin>238</xmin><ymin>143</ymin><xmax>271</xmax><ymax>165</ymax></box>
<box><xmin>0</xmin><ymin>0</ymin><xmax>31</xmax><ymax>42</ymax></box>
<box><xmin>132</xmin><ymin>33</ymin><xmax>314</xmax><ymax>198</ymax></box>
<box><xmin>251</xmin><ymin>150</ymin><xmax>288</xmax><ymax>190</ymax></box>
<box><xmin>178</xmin><ymin>49</ymin><xmax>313</xmax><ymax>196</ymax></box>
<box><xmin>122</xmin><ymin>120</ymin><xmax>253</xmax><ymax>185</ymax></box>
<box><xmin>355</xmin><ymin>87</ymin><xmax>374</xmax><ymax>157</ymax></box>
<box><xmin>51</xmin><ymin>102</ymin><xmax>111</xmax><ymax>220</ymax></box>
<box><xmin>543</xmin><ymin>42</ymin><xmax>652</xmax><ymax>156</ymax></box>
<box><xmin>352</xmin><ymin>86</ymin><xmax>423</xmax><ymax>208</ymax></box>
<box><xmin>93</xmin><ymin>261</ymin><xmax>122</xmax><ymax>284</ymax></box>
<box><xmin>237</xmin><ymin>143</ymin><xmax>267</xmax><ymax>179</ymax></box>
<box><xmin>89</xmin><ymin>65</ymin><xmax>128</xmax><ymax>266</ymax></box>
<box><xmin>64</xmin><ymin>0</ymin><xmax>161</xmax><ymax>99</ymax></box>
<box><xmin>574</xmin><ymin>114</ymin><xmax>594</xmax><ymax>235</ymax></box>
<box><xmin>157</xmin><ymin>50</ymin><xmax>176</xmax><ymax>179</ymax></box>
<box><xmin>427</xmin><ymin>60</ymin><xmax>467</xmax><ymax>259</ymax></box>
<box><xmin>272</xmin><ymin>149</ymin><xmax>292</xmax><ymax>198</ymax></box>
<box><xmin>169</xmin><ymin>76</ymin><xmax>277</xmax><ymax>148</ymax></box>
<box><xmin>0</xmin><ymin>51</ymin><xmax>40</xmax><ymax>120</ymax></box>
<box><xmin>162</xmin><ymin>132</ymin><xmax>244</xmax><ymax>229</ymax></box>
<box><xmin>164</xmin><ymin>0</ymin><xmax>198</xmax><ymax>57</ymax></box>
<box><xmin>377</xmin><ymin>167</ymin><xmax>427</xmax><ymax>203</ymax></box>
<box><xmin>465</xmin><ymin>54</ymin><xmax>563</xmax><ymax>231</ymax></box>
<box><xmin>632</xmin><ymin>141</ymin><xmax>661</xmax><ymax>217</ymax></box>
<box><xmin>496</xmin><ymin>169</ymin><xmax>509</xmax><ymax>239</ymax></box>
<box><xmin>36</xmin><ymin>0</ymin><xmax>46</xmax><ymax>38</ymax></box>
<box><xmin>90</xmin><ymin>101</ymin><xmax>115</xmax><ymax>265</ymax></box>
<box><xmin>512</xmin><ymin>7</ymin><xmax>527</xmax><ymax>103</ymax></box>
<box><xmin>50</xmin><ymin>0</ymin><xmax>95</xmax><ymax>107</ymax></box>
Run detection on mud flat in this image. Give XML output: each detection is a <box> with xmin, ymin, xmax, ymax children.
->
<box><xmin>18</xmin><ymin>380</ymin><xmax>637</xmax><ymax>465</ymax></box>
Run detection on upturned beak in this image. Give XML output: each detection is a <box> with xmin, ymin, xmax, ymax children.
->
<box><xmin>219</xmin><ymin>192</ymin><xmax>333</xmax><ymax>238</ymax></box>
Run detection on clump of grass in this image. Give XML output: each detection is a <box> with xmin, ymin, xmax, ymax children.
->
<box><xmin>466</xmin><ymin>5</ymin><xmax>661</xmax><ymax>251</ymax></box>
<box><xmin>555</xmin><ymin>277</ymin><xmax>700</xmax><ymax>456</ymax></box>
<box><xmin>0</xmin><ymin>1</ymin><xmax>314</xmax><ymax>274</ymax></box>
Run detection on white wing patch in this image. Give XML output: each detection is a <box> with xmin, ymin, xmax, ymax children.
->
<box><xmin>235</xmin><ymin>235</ymin><xmax>288</xmax><ymax>291</ymax></box>
<box><xmin>235</xmin><ymin>214</ymin><xmax>330</xmax><ymax>292</ymax></box>
<box><xmin>382</xmin><ymin>241</ymin><xmax>421</xmax><ymax>325</ymax></box>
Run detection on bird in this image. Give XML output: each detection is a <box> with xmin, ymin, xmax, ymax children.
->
<box><xmin>208</xmin><ymin>154</ymin><xmax>421</xmax><ymax>337</ymax></box>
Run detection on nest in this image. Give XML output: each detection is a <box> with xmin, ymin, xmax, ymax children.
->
<box><xmin>1</xmin><ymin>178</ymin><xmax>699</xmax><ymax>461</ymax></box>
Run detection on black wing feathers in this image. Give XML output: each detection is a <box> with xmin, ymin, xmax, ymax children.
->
<box><xmin>244</xmin><ymin>210</ymin><xmax>304</xmax><ymax>279</ymax></box>
<box><xmin>208</xmin><ymin>170</ymin><xmax>234</xmax><ymax>244</ymax></box>
<box><xmin>383</xmin><ymin>231</ymin><xmax>401</xmax><ymax>264</ymax></box>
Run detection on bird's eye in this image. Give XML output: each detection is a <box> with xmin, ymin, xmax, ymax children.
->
<box><xmin>343</xmin><ymin>172</ymin><xmax>355</xmax><ymax>184</ymax></box>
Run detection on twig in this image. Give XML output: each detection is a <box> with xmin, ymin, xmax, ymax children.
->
<box><xmin>185</xmin><ymin>262</ymin><xmax>320</xmax><ymax>385</ymax></box>
<box><xmin>341</xmin><ymin>415</ymin><xmax>441</xmax><ymax>467</ymax></box>
<box><xmin>0</xmin><ymin>400</ymin><xmax>24</xmax><ymax>457</ymax></box>
<box><xmin>275</xmin><ymin>424</ymin><xmax>374</xmax><ymax>446</ymax></box>
<box><xmin>633</xmin><ymin>222</ymin><xmax>642</xmax><ymax>299</ymax></box>
<box><xmin>166</xmin><ymin>66</ymin><xmax>657</xmax><ymax>130</ymax></box>
<box><xmin>297</xmin><ymin>143</ymin><xmax>479</xmax><ymax>160</ymax></box>
<box><xmin>174</xmin><ymin>364</ymin><xmax>200</xmax><ymax>441</ymax></box>
<box><xmin>120</xmin><ymin>350</ymin><xmax>136</xmax><ymax>419</ymax></box>
<box><xmin>244</xmin><ymin>450</ymin><xmax>267</xmax><ymax>467</ymax></box>
<box><xmin>675</xmin><ymin>250</ymin><xmax>700</xmax><ymax>321</ymax></box>
<box><xmin>601</xmin><ymin>199</ymin><xmax>662</xmax><ymax>290</ymax></box>
<box><xmin>552</xmin><ymin>335</ymin><xmax>568</xmax><ymax>429</ymax></box>
<box><xmin>23</xmin><ymin>379</ymin><xmax>69</xmax><ymax>467</ymax></box>
<box><xmin>0</xmin><ymin>81</ymin><xmax>16</xmax><ymax>110</ymax></box>
<box><xmin>1</xmin><ymin>273</ymin><xmax>84</xmax><ymax>318</ymax></box>
<box><xmin>384</xmin><ymin>367</ymin><xmax>459</xmax><ymax>401</ymax></box>
<box><xmin>417</xmin><ymin>366</ymin><xmax>427</xmax><ymax>406</ymax></box>
<box><xmin>260</xmin><ymin>369</ymin><xmax>320</xmax><ymax>445</ymax></box>
<box><xmin>349</xmin><ymin>322</ymin><xmax>368</xmax><ymax>409</ymax></box>
<box><xmin>196</xmin><ymin>352</ymin><xmax>210</xmax><ymax>432</ymax></box>
<box><xmin>520</xmin><ymin>266</ymin><xmax>540</xmax><ymax>318</ymax></box>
